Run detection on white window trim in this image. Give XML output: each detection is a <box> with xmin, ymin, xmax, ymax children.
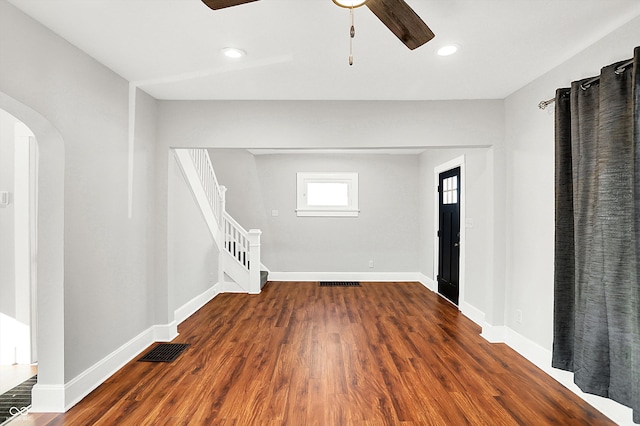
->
<box><xmin>296</xmin><ymin>172</ymin><xmax>359</xmax><ymax>217</ymax></box>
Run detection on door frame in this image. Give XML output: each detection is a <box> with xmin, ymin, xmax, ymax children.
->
<box><xmin>1</xmin><ymin>92</ymin><xmax>66</xmax><ymax>412</ymax></box>
<box><xmin>13</xmin><ymin>129</ymin><xmax>39</xmax><ymax>364</ymax></box>
<box><xmin>433</xmin><ymin>155</ymin><xmax>465</xmax><ymax>308</ymax></box>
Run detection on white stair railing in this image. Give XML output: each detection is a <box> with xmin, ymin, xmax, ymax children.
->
<box><xmin>222</xmin><ymin>211</ymin><xmax>262</xmax><ymax>294</ymax></box>
<box><xmin>223</xmin><ymin>212</ymin><xmax>250</xmax><ymax>270</ymax></box>
<box><xmin>187</xmin><ymin>148</ymin><xmax>223</xmax><ymax>224</ymax></box>
<box><xmin>177</xmin><ymin>148</ymin><xmax>262</xmax><ymax>294</ymax></box>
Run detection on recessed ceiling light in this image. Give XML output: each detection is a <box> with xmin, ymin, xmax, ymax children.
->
<box><xmin>221</xmin><ymin>47</ymin><xmax>246</xmax><ymax>59</ymax></box>
<box><xmin>437</xmin><ymin>45</ymin><xmax>459</xmax><ymax>56</ymax></box>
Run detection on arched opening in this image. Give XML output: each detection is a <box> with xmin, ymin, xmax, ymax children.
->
<box><xmin>0</xmin><ymin>109</ymin><xmax>38</xmax><ymax>405</ymax></box>
<box><xmin>0</xmin><ymin>91</ymin><xmax>66</xmax><ymax>412</ymax></box>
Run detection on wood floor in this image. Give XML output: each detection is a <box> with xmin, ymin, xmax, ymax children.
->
<box><xmin>0</xmin><ymin>364</ymin><xmax>37</xmax><ymax>395</ymax></box>
<box><xmin>17</xmin><ymin>282</ymin><xmax>612</xmax><ymax>425</ymax></box>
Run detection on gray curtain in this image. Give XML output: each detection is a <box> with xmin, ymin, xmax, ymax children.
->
<box><xmin>554</xmin><ymin>46</ymin><xmax>640</xmax><ymax>423</ymax></box>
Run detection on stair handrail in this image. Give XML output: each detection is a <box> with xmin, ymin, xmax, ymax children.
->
<box><xmin>180</xmin><ymin>148</ymin><xmax>262</xmax><ymax>293</ymax></box>
<box><xmin>187</xmin><ymin>148</ymin><xmax>223</xmax><ymax>223</ymax></box>
<box><xmin>223</xmin><ymin>207</ymin><xmax>262</xmax><ymax>294</ymax></box>
<box><xmin>222</xmin><ymin>212</ymin><xmax>250</xmax><ymax>271</ymax></box>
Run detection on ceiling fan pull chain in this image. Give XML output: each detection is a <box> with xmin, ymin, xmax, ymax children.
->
<box><xmin>349</xmin><ymin>7</ymin><xmax>355</xmax><ymax>66</ymax></box>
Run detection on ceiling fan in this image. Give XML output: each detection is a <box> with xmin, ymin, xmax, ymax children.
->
<box><xmin>200</xmin><ymin>0</ymin><xmax>435</xmax><ymax>51</ymax></box>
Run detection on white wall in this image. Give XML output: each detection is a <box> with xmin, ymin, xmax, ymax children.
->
<box><xmin>0</xmin><ymin>0</ymin><xmax>506</xmax><ymax>413</ymax></box>
<box><xmin>0</xmin><ymin>0</ymin><xmax>159</xmax><ymax>399</ymax></box>
<box><xmin>11</xmin><ymin>0</ymin><xmax>639</xmax><ymax>417</ymax></box>
<box><xmin>207</xmin><ymin>149</ymin><xmax>270</xmax><ymax>234</ymax></box>
<box><xmin>168</xmin><ymin>153</ymin><xmax>219</xmax><ymax>312</ymax></box>
<box><xmin>0</xmin><ymin>109</ymin><xmax>17</xmax><ymax>320</ymax></box>
<box><xmin>13</xmin><ymin>121</ymin><xmax>37</xmax><ymax>364</ymax></box>
<box><xmin>206</xmin><ymin>145</ymin><xmax>499</xmax><ymax>322</ymax></box>
<box><xmin>0</xmin><ymin>109</ymin><xmax>34</xmax><ymax>365</ymax></box>
<box><xmin>157</xmin><ymin>99</ymin><xmax>504</xmax><ymax>281</ymax></box>
<box><xmin>0</xmin><ymin>109</ymin><xmax>19</xmax><ymax>365</ymax></box>
<box><xmin>418</xmin><ymin>148</ymin><xmax>493</xmax><ymax>318</ymax></box>
<box><xmin>503</xmin><ymin>15</ymin><xmax>640</xmax><ymax>426</ymax></box>
<box><xmin>504</xmin><ymin>14</ymin><xmax>640</xmax><ymax>350</ymax></box>
<box><xmin>210</xmin><ymin>151</ymin><xmax>421</xmax><ymax>273</ymax></box>
<box><xmin>159</xmin><ymin>100</ymin><xmax>504</xmax><ymax>150</ymax></box>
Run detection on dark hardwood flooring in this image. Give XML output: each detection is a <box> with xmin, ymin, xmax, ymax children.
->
<box><xmin>17</xmin><ymin>282</ymin><xmax>613</xmax><ymax>425</ymax></box>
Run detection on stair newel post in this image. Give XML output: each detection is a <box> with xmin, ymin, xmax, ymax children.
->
<box><xmin>248</xmin><ymin>229</ymin><xmax>262</xmax><ymax>294</ymax></box>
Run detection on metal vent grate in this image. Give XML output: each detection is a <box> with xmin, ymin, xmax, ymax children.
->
<box><xmin>319</xmin><ymin>281</ymin><xmax>361</xmax><ymax>287</ymax></box>
<box><xmin>138</xmin><ymin>343</ymin><xmax>189</xmax><ymax>362</ymax></box>
<box><xmin>0</xmin><ymin>375</ymin><xmax>37</xmax><ymax>424</ymax></box>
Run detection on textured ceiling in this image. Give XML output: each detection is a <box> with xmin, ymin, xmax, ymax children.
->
<box><xmin>8</xmin><ymin>0</ymin><xmax>640</xmax><ymax>100</ymax></box>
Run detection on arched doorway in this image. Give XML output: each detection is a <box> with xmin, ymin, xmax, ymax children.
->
<box><xmin>0</xmin><ymin>109</ymin><xmax>38</xmax><ymax>400</ymax></box>
<box><xmin>0</xmin><ymin>91</ymin><xmax>66</xmax><ymax>412</ymax></box>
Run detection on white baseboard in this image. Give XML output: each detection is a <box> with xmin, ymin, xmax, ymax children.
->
<box><xmin>31</xmin><ymin>384</ymin><xmax>66</xmax><ymax>413</ymax></box>
<box><xmin>467</xmin><ymin>307</ymin><xmax>635</xmax><ymax>425</ymax></box>
<box><xmin>31</xmin><ymin>279</ymin><xmax>635</xmax><ymax>424</ymax></box>
<box><xmin>480</xmin><ymin>323</ymin><xmax>635</xmax><ymax>425</ymax></box>
<box><xmin>416</xmin><ymin>273</ymin><xmax>437</xmax><ymax>291</ymax></box>
<box><xmin>268</xmin><ymin>271</ymin><xmax>425</xmax><ymax>283</ymax></box>
<box><xmin>54</xmin><ymin>326</ymin><xmax>157</xmax><ymax>412</ymax></box>
<box><xmin>152</xmin><ymin>321</ymin><xmax>178</xmax><ymax>342</ymax></box>
<box><xmin>175</xmin><ymin>285</ymin><xmax>220</xmax><ymax>325</ymax></box>
<box><xmin>480</xmin><ymin>323</ymin><xmax>507</xmax><ymax>343</ymax></box>
<box><xmin>31</xmin><ymin>325</ymin><xmax>161</xmax><ymax>412</ymax></box>
<box><xmin>34</xmin><ymin>284</ymin><xmax>224</xmax><ymax>413</ymax></box>
<box><xmin>220</xmin><ymin>281</ymin><xmax>249</xmax><ymax>293</ymax></box>
<box><xmin>547</xmin><ymin>368</ymin><xmax>635</xmax><ymax>425</ymax></box>
<box><xmin>503</xmin><ymin>327</ymin><xmax>551</xmax><ymax>367</ymax></box>
<box><xmin>459</xmin><ymin>301</ymin><xmax>485</xmax><ymax>327</ymax></box>
<box><xmin>417</xmin><ymin>276</ymin><xmax>486</xmax><ymax>330</ymax></box>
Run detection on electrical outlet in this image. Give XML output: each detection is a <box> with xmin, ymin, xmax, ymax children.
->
<box><xmin>515</xmin><ymin>309</ymin><xmax>523</xmax><ymax>324</ymax></box>
<box><xmin>368</xmin><ymin>260</ymin><xmax>374</xmax><ymax>268</ymax></box>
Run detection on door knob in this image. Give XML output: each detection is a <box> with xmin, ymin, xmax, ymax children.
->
<box><xmin>454</xmin><ymin>242</ymin><xmax>459</xmax><ymax>247</ymax></box>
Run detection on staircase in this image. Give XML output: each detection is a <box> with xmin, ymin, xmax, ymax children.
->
<box><xmin>174</xmin><ymin>148</ymin><xmax>267</xmax><ymax>294</ymax></box>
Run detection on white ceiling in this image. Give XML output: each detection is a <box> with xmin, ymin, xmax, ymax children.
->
<box><xmin>8</xmin><ymin>0</ymin><xmax>640</xmax><ymax>101</ymax></box>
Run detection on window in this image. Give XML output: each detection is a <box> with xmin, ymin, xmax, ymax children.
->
<box><xmin>442</xmin><ymin>175</ymin><xmax>458</xmax><ymax>205</ymax></box>
<box><xmin>296</xmin><ymin>172</ymin><xmax>359</xmax><ymax>217</ymax></box>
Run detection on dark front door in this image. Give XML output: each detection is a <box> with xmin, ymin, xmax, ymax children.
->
<box><xmin>438</xmin><ymin>167</ymin><xmax>460</xmax><ymax>305</ymax></box>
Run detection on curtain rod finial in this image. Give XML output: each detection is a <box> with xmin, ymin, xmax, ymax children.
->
<box><xmin>538</xmin><ymin>97</ymin><xmax>555</xmax><ymax>110</ymax></box>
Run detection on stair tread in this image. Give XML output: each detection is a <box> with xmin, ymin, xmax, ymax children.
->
<box><xmin>260</xmin><ymin>270</ymin><xmax>268</xmax><ymax>289</ymax></box>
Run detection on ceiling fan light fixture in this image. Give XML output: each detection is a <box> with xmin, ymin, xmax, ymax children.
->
<box><xmin>221</xmin><ymin>47</ymin><xmax>247</xmax><ymax>59</ymax></box>
<box><xmin>437</xmin><ymin>45</ymin><xmax>459</xmax><ymax>57</ymax></box>
<box><xmin>332</xmin><ymin>0</ymin><xmax>368</xmax><ymax>8</ymax></box>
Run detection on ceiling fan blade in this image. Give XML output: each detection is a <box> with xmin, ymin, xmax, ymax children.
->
<box><xmin>365</xmin><ymin>0</ymin><xmax>435</xmax><ymax>50</ymax></box>
<box><xmin>201</xmin><ymin>0</ymin><xmax>260</xmax><ymax>10</ymax></box>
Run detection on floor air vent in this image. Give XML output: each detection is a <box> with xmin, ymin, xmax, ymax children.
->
<box><xmin>0</xmin><ymin>375</ymin><xmax>37</xmax><ymax>424</ymax></box>
<box><xmin>319</xmin><ymin>281</ymin><xmax>361</xmax><ymax>287</ymax></box>
<box><xmin>138</xmin><ymin>343</ymin><xmax>189</xmax><ymax>362</ymax></box>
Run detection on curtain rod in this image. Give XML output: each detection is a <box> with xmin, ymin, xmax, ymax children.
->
<box><xmin>538</xmin><ymin>58</ymin><xmax>634</xmax><ymax>110</ymax></box>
